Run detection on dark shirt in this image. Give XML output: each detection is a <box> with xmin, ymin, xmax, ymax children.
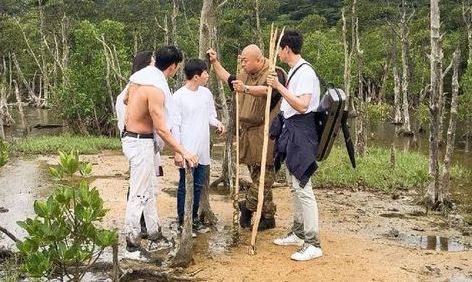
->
<box><xmin>270</xmin><ymin>112</ymin><xmax>319</xmax><ymax>188</ymax></box>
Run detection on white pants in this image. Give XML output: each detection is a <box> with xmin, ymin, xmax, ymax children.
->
<box><xmin>290</xmin><ymin>174</ymin><xmax>321</xmax><ymax>247</ymax></box>
<box><xmin>122</xmin><ymin>137</ymin><xmax>160</xmax><ymax>245</ymax></box>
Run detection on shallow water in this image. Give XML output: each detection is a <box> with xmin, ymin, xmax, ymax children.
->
<box><xmin>0</xmin><ymin>159</ymin><xmax>50</xmax><ymax>248</ymax></box>
<box><xmin>396</xmin><ymin>234</ymin><xmax>470</xmax><ymax>252</ymax></box>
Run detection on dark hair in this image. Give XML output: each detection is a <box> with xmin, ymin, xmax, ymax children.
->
<box><xmin>280</xmin><ymin>30</ymin><xmax>303</xmax><ymax>55</ymax></box>
<box><xmin>183</xmin><ymin>58</ymin><xmax>208</xmax><ymax>80</ymax></box>
<box><xmin>131</xmin><ymin>51</ymin><xmax>153</xmax><ymax>74</ymax></box>
<box><xmin>154</xmin><ymin>45</ymin><xmax>183</xmax><ymax>71</ymax></box>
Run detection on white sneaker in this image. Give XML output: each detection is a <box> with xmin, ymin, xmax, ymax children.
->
<box><xmin>290</xmin><ymin>244</ymin><xmax>323</xmax><ymax>261</ymax></box>
<box><xmin>273</xmin><ymin>233</ymin><xmax>304</xmax><ymax>246</ymax></box>
<box><xmin>123</xmin><ymin>250</ymin><xmax>149</xmax><ymax>262</ymax></box>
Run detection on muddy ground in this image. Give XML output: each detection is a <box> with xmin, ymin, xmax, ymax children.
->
<box><xmin>1</xmin><ymin>150</ymin><xmax>472</xmax><ymax>281</ymax></box>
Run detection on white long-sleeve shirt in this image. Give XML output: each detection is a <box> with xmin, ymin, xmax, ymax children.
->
<box><xmin>172</xmin><ymin>86</ymin><xmax>220</xmax><ymax>165</ymax></box>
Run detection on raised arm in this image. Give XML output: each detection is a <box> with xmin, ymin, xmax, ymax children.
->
<box><xmin>207</xmin><ymin>48</ymin><xmax>231</xmax><ymax>82</ymax></box>
<box><xmin>148</xmin><ymin>88</ymin><xmax>198</xmax><ymax>166</ymax></box>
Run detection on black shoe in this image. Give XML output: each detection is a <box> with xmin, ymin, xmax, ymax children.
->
<box><xmin>192</xmin><ymin>220</ymin><xmax>210</xmax><ymax>234</ymax></box>
<box><xmin>239</xmin><ymin>201</ymin><xmax>253</xmax><ymax>229</ymax></box>
<box><xmin>257</xmin><ymin>217</ymin><xmax>276</xmax><ymax>231</ymax></box>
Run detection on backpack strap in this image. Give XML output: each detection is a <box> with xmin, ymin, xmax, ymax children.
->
<box><xmin>286</xmin><ymin>62</ymin><xmax>328</xmax><ymax>95</ymax></box>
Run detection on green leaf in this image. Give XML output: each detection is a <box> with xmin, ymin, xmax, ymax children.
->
<box><xmin>48</xmin><ymin>166</ymin><xmax>63</xmax><ymax>179</ymax></box>
<box><xmin>33</xmin><ymin>201</ymin><xmax>48</xmax><ymax>218</ymax></box>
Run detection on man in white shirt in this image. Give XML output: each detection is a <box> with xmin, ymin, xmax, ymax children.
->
<box><xmin>172</xmin><ymin>58</ymin><xmax>225</xmax><ymax>234</ymax></box>
<box><xmin>267</xmin><ymin>30</ymin><xmax>323</xmax><ymax>261</ymax></box>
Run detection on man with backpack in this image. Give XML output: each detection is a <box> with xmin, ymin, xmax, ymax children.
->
<box><xmin>267</xmin><ymin>30</ymin><xmax>323</xmax><ymax>261</ymax></box>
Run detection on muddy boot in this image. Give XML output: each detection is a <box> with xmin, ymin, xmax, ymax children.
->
<box><xmin>239</xmin><ymin>201</ymin><xmax>253</xmax><ymax>229</ymax></box>
<box><xmin>257</xmin><ymin>217</ymin><xmax>276</xmax><ymax>231</ymax></box>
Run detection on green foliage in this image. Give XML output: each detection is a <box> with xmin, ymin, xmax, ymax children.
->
<box><xmin>303</xmin><ymin>29</ymin><xmax>344</xmax><ymax>86</ymax></box>
<box><xmin>12</xmin><ymin>134</ymin><xmax>121</xmax><ymax>154</ymax></box>
<box><xmin>366</xmin><ymin>103</ymin><xmax>390</xmax><ymax>123</ymax></box>
<box><xmin>314</xmin><ymin>146</ymin><xmax>467</xmax><ymax>192</ymax></box>
<box><xmin>459</xmin><ymin>65</ymin><xmax>472</xmax><ymax>123</ymax></box>
<box><xmin>414</xmin><ymin>103</ymin><xmax>431</xmax><ymax>125</ymax></box>
<box><xmin>0</xmin><ymin>140</ymin><xmax>8</xmax><ymax>167</ymax></box>
<box><xmin>16</xmin><ymin>151</ymin><xmax>117</xmax><ymax>281</ymax></box>
<box><xmin>53</xmin><ymin>19</ymin><xmax>129</xmax><ymax>134</ymax></box>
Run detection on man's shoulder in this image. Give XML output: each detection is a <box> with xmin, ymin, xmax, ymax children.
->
<box><xmin>199</xmin><ymin>86</ymin><xmax>212</xmax><ymax>95</ymax></box>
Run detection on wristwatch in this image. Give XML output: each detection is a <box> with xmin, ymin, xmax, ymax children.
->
<box><xmin>243</xmin><ymin>85</ymin><xmax>250</xmax><ymax>94</ymax></box>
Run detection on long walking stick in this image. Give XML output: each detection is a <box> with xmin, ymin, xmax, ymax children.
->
<box><xmin>232</xmin><ymin>56</ymin><xmax>242</xmax><ymax>245</ymax></box>
<box><xmin>249</xmin><ymin>25</ymin><xmax>284</xmax><ymax>255</ymax></box>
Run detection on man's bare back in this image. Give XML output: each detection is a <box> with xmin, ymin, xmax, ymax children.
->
<box><xmin>125</xmin><ymin>83</ymin><xmax>159</xmax><ymax>134</ymax></box>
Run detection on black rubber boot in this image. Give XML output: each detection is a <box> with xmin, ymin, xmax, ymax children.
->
<box><xmin>239</xmin><ymin>201</ymin><xmax>253</xmax><ymax>229</ymax></box>
<box><xmin>257</xmin><ymin>217</ymin><xmax>276</xmax><ymax>231</ymax></box>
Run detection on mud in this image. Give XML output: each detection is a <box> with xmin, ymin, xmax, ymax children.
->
<box><xmin>0</xmin><ymin>151</ymin><xmax>471</xmax><ymax>281</ymax></box>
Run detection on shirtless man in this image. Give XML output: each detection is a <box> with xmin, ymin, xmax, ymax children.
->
<box><xmin>122</xmin><ymin>45</ymin><xmax>198</xmax><ymax>260</ymax></box>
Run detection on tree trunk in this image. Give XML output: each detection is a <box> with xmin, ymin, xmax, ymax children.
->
<box><xmin>378</xmin><ymin>59</ymin><xmax>390</xmax><ymax>104</ymax></box>
<box><xmin>255</xmin><ymin>0</ymin><xmax>264</xmax><ymax>54</ymax></box>
<box><xmin>13</xmin><ymin>80</ymin><xmax>26</xmax><ymax>129</ymax></box>
<box><xmin>400</xmin><ymin>0</ymin><xmax>413</xmax><ymax>134</ymax></box>
<box><xmin>198</xmin><ymin>0</ymin><xmax>227</xmax><ymax>224</ymax></box>
<box><xmin>427</xmin><ymin>0</ymin><xmax>443</xmax><ymax>209</ymax></box>
<box><xmin>198</xmin><ymin>165</ymin><xmax>218</xmax><ymax>225</ymax></box>
<box><xmin>100</xmin><ymin>35</ymin><xmax>116</xmax><ymax>118</ymax></box>
<box><xmin>354</xmin><ymin>14</ymin><xmax>366</xmax><ymax>156</ymax></box>
<box><xmin>171</xmin><ymin>167</ymin><xmax>193</xmax><ymax>268</ymax></box>
<box><xmin>38</xmin><ymin>0</ymin><xmax>48</xmax><ymax>107</ymax></box>
<box><xmin>392</xmin><ymin>33</ymin><xmax>402</xmax><ymax>124</ymax></box>
<box><xmin>441</xmin><ymin>49</ymin><xmax>460</xmax><ymax>209</ymax></box>
<box><xmin>349</xmin><ymin>0</ymin><xmax>358</xmax><ymax>114</ymax></box>
<box><xmin>12</xmin><ymin>53</ymin><xmax>41</xmax><ymax>106</ymax></box>
<box><xmin>342</xmin><ymin>8</ymin><xmax>351</xmax><ymax>104</ymax></box>
<box><xmin>172</xmin><ymin>0</ymin><xmax>178</xmax><ymax>42</ymax></box>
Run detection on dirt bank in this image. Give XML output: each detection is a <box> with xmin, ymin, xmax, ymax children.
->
<box><xmin>3</xmin><ymin>151</ymin><xmax>472</xmax><ymax>281</ymax></box>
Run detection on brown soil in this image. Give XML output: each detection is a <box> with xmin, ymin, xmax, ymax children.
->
<box><xmin>43</xmin><ymin>151</ymin><xmax>472</xmax><ymax>281</ymax></box>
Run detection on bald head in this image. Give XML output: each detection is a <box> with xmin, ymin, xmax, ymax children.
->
<box><xmin>240</xmin><ymin>44</ymin><xmax>265</xmax><ymax>74</ymax></box>
<box><xmin>242</xmin><ymin>44</ymin><xmax>264</xmax><ymax>60</ymax></box>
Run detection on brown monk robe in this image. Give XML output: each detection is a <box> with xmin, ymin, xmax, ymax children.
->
<box><xmin>207</xmin><ymin>45</ymin><xmax>287</xmax><ymax>231</ymax></box>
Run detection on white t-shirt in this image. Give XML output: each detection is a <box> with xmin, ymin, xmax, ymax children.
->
<box><xmin>280</xmin><ymin>58</ymin><xmax>320</xmax><ymax>119</ymax></box>
<box><xmin>172</xmin><ymin>86</ymin><xmax>220</xmax><ymax>165</ymax></box>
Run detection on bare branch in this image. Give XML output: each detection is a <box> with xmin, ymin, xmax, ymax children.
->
<box><xmin>95</xmin><ymin>35</ymin><xmax>127</xmax><ymax>83</ymax></box>
<box><xmin>442</xmin><ymin>56</ymin><xmax>454</xmax><ymax>79</ymax></box>
<box><xmin>386</xmin><ymin>21</ymin><xmax>401</xmax><ymax>38</ymax></box>
<box><xmin>0</xmin><ymin>225</ymin><xmax>20</xmax><ymax>243</ymax></box>
<box><xmin>217</xmin><ymin>0</ymin><xmax>229</xmax><ymax>10</ymax></box>
<box><xmin>15</xmin><ymin>19</ymin><xmax>43</xmax><ymax>74</ymax></box>
<box><xmin>154</xmin><ymin>16</ymin><xmax>168</xmax><ymax>32</ymax></box>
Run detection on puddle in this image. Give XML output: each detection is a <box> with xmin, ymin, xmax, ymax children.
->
<box><xmin>0</xmin><ymin>159</ymin><xmax>50</xmax><ymax>248</ymax></box>
<box><xmin>396</xmin><ymin>234</ymin><xmax>470</xmax><ymax>252</ymax></box>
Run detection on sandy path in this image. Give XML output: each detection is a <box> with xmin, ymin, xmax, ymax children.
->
<box><xmin>39</xmin><ymin>151</ymin><xmax>472</xmax><ymax>281</ymax></box>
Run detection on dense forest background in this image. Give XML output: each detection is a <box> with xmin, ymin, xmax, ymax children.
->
<box><xmin>0</xmin><ymin>0</ymin><xmax>470</xmax><ymax>133</ymax></box>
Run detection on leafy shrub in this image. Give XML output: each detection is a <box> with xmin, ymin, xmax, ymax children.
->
<box><xmin>16</xmin><ymin>151</ymin><xmax>117</xmax><ymax>281</ymax></box>
<box><xmin>0</xmin><ymin>140</ymin><xmax>7</xmax><ymax>167</ymax></box>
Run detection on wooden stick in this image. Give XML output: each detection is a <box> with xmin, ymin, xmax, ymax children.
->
<box><xmin>232</xmin><ymin>55</ymin><xmax>242</xmax><ymax>246</ymax></box>
<box><xmin>249</xmin><ymin>25</ymin><xmax>284</xmax><ymax>255</ymax></box>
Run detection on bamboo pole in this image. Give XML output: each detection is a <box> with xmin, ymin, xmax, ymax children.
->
<box><xmin>249</xmin><ymin>25</ymin><xmax>284</xmax><ymax>255</ymax></box>
<box><xmin>232</xmin><ymin>56</ymin><xmax>241</xmax><ymax>246</ymax></box>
